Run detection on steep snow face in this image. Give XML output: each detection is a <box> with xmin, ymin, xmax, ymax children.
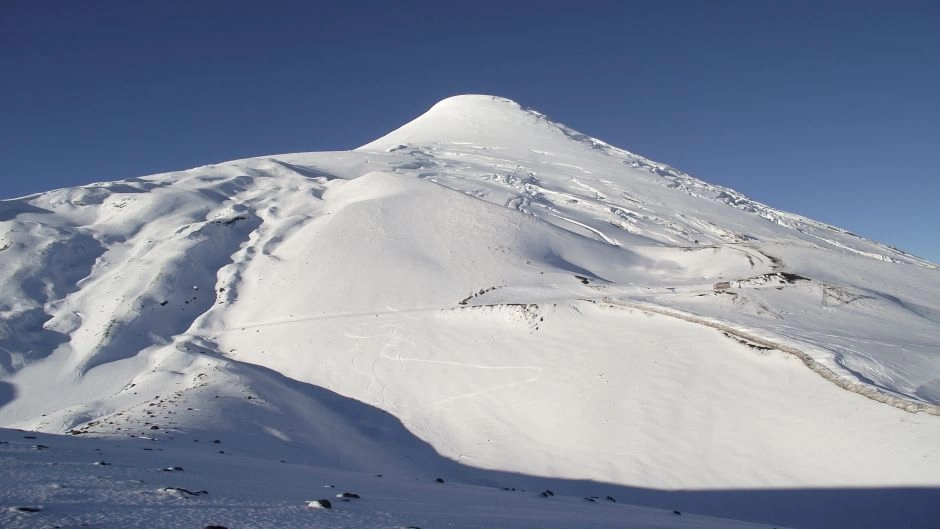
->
<box><xmin>361</xmin><ymin>95</ymin><xmax>936</xmax><ymax>266</ymax></box>
<box><xmin>0</xmin><ymin>95</ymin><xmax>939</xmax><ymax>527</ymax></box>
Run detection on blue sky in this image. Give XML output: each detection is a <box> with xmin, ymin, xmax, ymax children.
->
<box><xmin>2</xmin><ymin>1</ymin><xmax>938</xmax><ymax>262</ymax></box>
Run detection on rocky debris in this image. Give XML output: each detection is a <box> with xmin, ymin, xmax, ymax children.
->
<box><xmin>160</xmin><ymin>487</ymin><xmax>208</xmax><ymax>497</ymax></box>
<box><xmin>306</xmin><ymin>499</ymin><xmax>332</xmax><ymax>509</ymax></box>
<box><xmin>459</xmin><ymin>285</ymin><xmax>501</xmax><ymax>305</ymax></box>
<box><xmin>336</xmin><ymin>492</ymin><xmax>360</xmax><ymax>499</ymax></box>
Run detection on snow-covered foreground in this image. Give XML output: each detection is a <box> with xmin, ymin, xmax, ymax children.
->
<box><xmin>0</xmin><ymin>428</ymin><xmax>784</xmax><ymax>529</ymax></box>
<box><xmin>1</xmin><ymin>95</ymin><xmax>939</xmax><ymax>528</ymax></box>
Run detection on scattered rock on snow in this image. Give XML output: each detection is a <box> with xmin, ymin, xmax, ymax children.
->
<box><xmin>159</xmin><ymin>487</ymin><xmax>208</xmax><ymax>497</ymax></box>
<box><xmin>306</xmin><ymin>499</ymin><xmax>332</xmax><ymax>509</ymax></box>
<box><xmin>336</xmin><ymin>492</ymin><xmax>360</xmax><ymax>499</ymax></box>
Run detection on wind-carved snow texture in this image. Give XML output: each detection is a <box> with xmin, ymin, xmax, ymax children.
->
<box><xmin>1</xmin><ymin>94</ymin><xmax>939</xmax><ymax>529</ymax></box>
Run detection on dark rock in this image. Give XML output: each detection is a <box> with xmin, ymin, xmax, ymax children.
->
<box><xmin>161</xmin><ymin>487</ymin><xmax>207</xmax><ymax>496</ymax></box>
<box><xmin>212</xmin><ymin>439</ymin><xmax>221</xmax><ymax>443</ymax></box>
<box><xmin>93</xmin><ymin>461</ymin><xmax>110</xmax><ymax>466</ymax></box>
<box><xmin>673</xmin><ymin>510</ymin><xmax>682</xmax><ymax>515</ymax></box>
<box><xmin>540</xmin><ymin>489</ymin><xmax>555</xmax><ymax>498</ymax></box>
<box><xmin>307</xmin><ymin>499</ymin><xmax>332</xmax><ymax>509</ymax></box>
<box><xmin>606</xmin><ymin>495</ymin><xmax>616</xmax><ymax>502</ymax></box>
<box><xmin>33</xmin><ymin>444</ymin><xmax>49</xmax><ymax>450</ymax></box>
<box><xmin>204</xmin><ymin>526</ymin><xmax>228</xmax><ymax>529</ymax></box>
<box><xmin>13</xmin><ymin>506</ymin><xmax>42</xmax><ymax>512</ymax></box>
<box><xmin>150</xmin><ymin>425</ymin><xmax>159</xmax><ymax>430</ymax></box>
<box><xmin>779</xmin><ymin>272</ymin><xmax>809</xmax><ymax>283</ymax></box>
<box><xmin>336</xmin><ymin>492</ymin><xmax>360</xmax><ymax>499</ymax></box>
<box><xmin>584</xmin><ymin>497</ymin><xmax>596</xmax><ymax>502</ymax></box>
<box><xmin>435</xmin><ymin>478</ymin><xmax>445</xmax><ymax>484</ymax></box>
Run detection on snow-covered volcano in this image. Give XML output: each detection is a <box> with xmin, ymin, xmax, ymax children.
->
<box><xmin>1</xmin><ymin>95</ymin><xmax>938</xmax><ymax>529</ymax></box>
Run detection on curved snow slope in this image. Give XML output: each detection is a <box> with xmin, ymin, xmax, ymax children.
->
<box><xmin>1</xmin><ymin>95</ymin><xmax>939</xmax><ymax>498</ymax></box>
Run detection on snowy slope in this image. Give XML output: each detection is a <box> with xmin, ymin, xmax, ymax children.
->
<box><xmin>1</xmin><ymin>95</ymin><xmax>939</xmax><ymax>528</ymax></box>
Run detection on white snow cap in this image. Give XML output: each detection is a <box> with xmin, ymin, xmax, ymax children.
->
<box><xmin>358</xmin><ymin>94</ymin><xmax>567</xmax><ymax>151</ymax></box>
